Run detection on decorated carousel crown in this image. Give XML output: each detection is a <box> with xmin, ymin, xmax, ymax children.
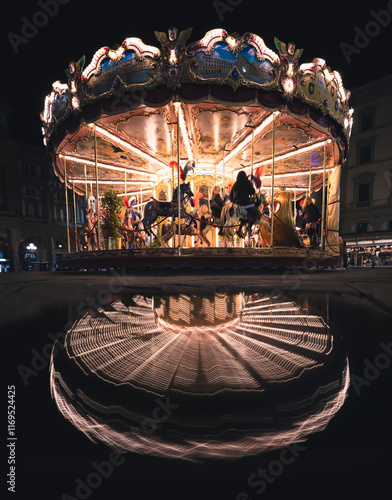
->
<box><xmin>41</xmin><ymin>28</ymin><xmax>353</xmax><ymax>150</ymax></box>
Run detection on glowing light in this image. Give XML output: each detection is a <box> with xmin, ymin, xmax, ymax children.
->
<box><xmin>215</xmin><ymin>112</ymin><xmax>279</xmax><ymax>170</ymax></box>
<box><xmin>169</xmin><ymin>49</ymin><xmax>177</xmax><ymax>64</ymax></box>
<box><xmin>122</xmin><ymin>37</ymin><xmax>160</xmax><ymax>58</ymax></box>
<box><xmin>227</xmin><ymin>36</ymin><xmax>237</xmax><ymax>48</ymax></box>
<box><xmin>82</xmin><ymin>39</ymin><xmax>160</xmax><ymax>81</ymax></box>
<box><xmin>174</xmin><ymin>103</ymin><xmax>193</xmax><ymax>161</ymax></box>
<box><xmin>50</xmin><ymin>293</ymin><xmax>350</xmax><ymax>461</ymax></box>
<box><xmin>282</xmin><ymin>76</ymin><xmax>295</xmax><ymax>94</ymax></box>
<box><xmin>89</xmin><ymin>124</ymin><xmax>169</xmax><ymax>171</ymax></box>
<box><xmin>72</xmin><ymin>179</ymin><xmax>153</xmax><ymax>188</ymax></box>
<box><xmin>242</xmin><ymin>139</ymin><xmax>332</xmax><ymax>173</ymax></box>
<box><xmin>261</xmin><ymin>166</ymin><xmax>334</xmax><ymax>180</ymax></box>
<box><xmin>58</xmin><ymin>154</ymin><xmax>158</xmax><ymax>180</ymax></box>
<box><xmin>82</xmin><ymin>47</ymin><xmax>108</xmax><ymax>80</ymax></box>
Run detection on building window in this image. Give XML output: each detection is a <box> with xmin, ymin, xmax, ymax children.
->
<box><xmin>58</xmin><ymin>208</ymin><xmax>65</xmax><ymax>221</ymax></box>
<box><xmin>56</xmin><ymin>192</ymin><xmax>65</xmax><ymax>201</ymax></box>
<box><xmin>359</xmin><ymin>144</ymin><xmax>372</xmax><ymax>164</ymax></box>
<box><xmin>360</xmin><ymin>112</ymin><xmax>373</xmax><ymax>131</ymax></box>
<box><xmin>25</xmin><ymin>164</ymin><xmax>35</xmax><ymax>176</ymax></box>
<box><xmin>357</xmin><ymin>182</ymin><xmax>371</xmax><ymax>205</ymax></box>
<box><xmin>27</xmin><ymin>204</ymin><xmax>37</xmax><ymax>217</ymax></box>
<box><xmin>388</xmin><ymin>220</ymin><xmax>392</xmax><ymax>231</ymax></box>
<box><xmin>356</xmin><ymin>222</ymin><xmax>368</xmax><ymax>233</ymax></box>
<box><xmin>26</xmin><ymin>186</ymin><xmax>35</xmax><ymax>196</ymax></box>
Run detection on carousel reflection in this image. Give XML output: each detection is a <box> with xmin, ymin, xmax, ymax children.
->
<box><xmin>50</xmin><ymin>292</ymin><xmax>349</xmax><ymax>460</ymax></box>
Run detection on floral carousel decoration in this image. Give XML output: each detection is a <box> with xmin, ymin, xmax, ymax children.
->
<box><xmin>41</xmin><ymin>27</ymin><xmax>353</xmax><ymax>269</ymax></box>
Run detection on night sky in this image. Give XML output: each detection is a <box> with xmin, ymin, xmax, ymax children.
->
<box><xmin>0</xmin><ymin>0</ymin><xmax>390</xmax><ymax>146</ymax></box>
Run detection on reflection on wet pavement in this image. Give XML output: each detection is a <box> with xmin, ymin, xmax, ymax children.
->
<box><xmin>50</xmin><ymin>292</ymin><xmax>349</xmax><ymax>460</ymax></box>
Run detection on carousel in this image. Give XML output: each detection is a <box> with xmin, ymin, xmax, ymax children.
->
<box><xmin>41</xmin><ymin>27</ymin><xmax>353</xmax><ymax>270</ymax></box>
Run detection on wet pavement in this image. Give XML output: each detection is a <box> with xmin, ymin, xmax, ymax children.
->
<box><xmin>2</xmin><ymin>267</ymin><xmax>392</xmax><ymax>500</ymax></box>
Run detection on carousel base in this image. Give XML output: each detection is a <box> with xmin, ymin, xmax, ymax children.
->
<box><xmin>56</xmin><ymin>247</ymin><xmax>339</xmax><ymax>271</ymax></box>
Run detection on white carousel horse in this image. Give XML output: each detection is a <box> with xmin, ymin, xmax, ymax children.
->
<box><xmin>197</xmin><ymin>205</ymin><xmax>215</xmax><ymax>247</ymax></box>
<box><xmin>122</xmin><ymin>208</ymin><xmax>135</xmax><ymax>249</ymax></box>
<box><xmin>220</xmin><ymin>193</ymin><xmax>270</xmax><ymax>244</ymax></box>
<box><xmin>161</xmin><ymin>208</ymin><xmax>203</xmax><ymax>248</ymax></box>
<box><xmin>81</xmin><ymin>209</ymin><xmax>98</xmax><ymax>251</ymax></box>
<box><xmin>134</xmin><ymin>219</ymin><xmax>149</xmax><ymax>249</ymax></box>
<box><xmin>123</xmin><ymin>209</ymin><xmax>149</xmax><ymax>249</ymax></box>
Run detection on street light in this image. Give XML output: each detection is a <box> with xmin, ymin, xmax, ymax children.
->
<box><xmin>26</xmin><ymin>243</ymin><xmax>37</xmax><ymax>252</ymax></box>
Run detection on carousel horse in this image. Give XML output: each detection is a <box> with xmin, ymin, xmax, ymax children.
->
<box><xmin>81</xmin><ymin>208</ymin><xmax>98</xmax><ymax>251</ymax></box>
<box><xmin>134</xmin><ymin>219</ymin><xmax>149</xmax><ymax>248</ymax></box>
<box><xmin>123</xmin><ymin>208</ymin><xmax>149</xmax><ymax>249</ymax></box>
<box><xmin>197</xmin><ymin>204</ymin><xmax>215</xmax><ymax>247</ymax></box>
<box><xmin>122</xmin><ymin>208</ymin><xmax>136</xmax><ymax>249</ymax></box>
<box><xmin>161</xmin><ymin>214</ymin><xmax>202</xmax><ymax>248</ymax></box>
<box><xmin>220</xmin><ymin>192</ymin><xmax>269</xmax><ymax>244</ymax></box>
<box><xmin>250</xmin><ymin>224</ymin><xmax>264</xmax><ymax>247</ymax></box>
<box><xmin>142</xmin><ymin>182</ymin><xmax>194</xmax><ymax>237</ymax></box>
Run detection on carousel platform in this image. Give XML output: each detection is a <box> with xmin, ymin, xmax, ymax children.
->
<box><xmin>56</xmin><ymin>247</ymin><xmax>339</xmax><ymax>271</ymax></box>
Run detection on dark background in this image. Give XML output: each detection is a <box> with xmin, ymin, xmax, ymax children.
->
<box><xmin>2</xmin><ymin>2</ymin><xmax>392</xmax><ymax>499</ymax></box>
<box><xmin>1</xmin><ymin>0</ymin><xmax>391</xmax><ymax>146</ymax></box>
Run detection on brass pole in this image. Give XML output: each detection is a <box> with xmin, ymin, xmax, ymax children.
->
<box><xmin>251</xmin><ymin>128</ymin><xmax>254</xmax><ymax>180</ymax></box>
<box><xmin>176</xmin><ymin>106</ymin><xmax>181</xmax><ymax>254</ymax></box>
<box><xmin>171</xmin><ymin>124</ymin><xmax>175</xmax><ymax>199</ymax></box>
<box><xmin>270</xmin><ymin>114</ymin><xmax>275</xmax><ymax>249</ymax></box>
<box><xmin>223</xmin><ymin>149</ymin><xmax>226</xmax><ymax>196</ymax></box>
<box><xmin>84</xmin><ymin>164</ymin><xmax>87</xmax><ymax>198</ymax></box>
<box><xmin>72</xmin><ymin>179</ymin><xmax>78</xmax><ymax>252</ymax></box>
<box><xmin>64</xmin><ymin>160</ymin><xmax>71</xmax><ymax>253</ymax></box>
<box><xmin>321</xmin><ymin>143</ymin><xmax>327</xmax><ymax>249</ymax></box>
<box><xmin>94</xmin><ymin>126</ymin><xmax>101</xmax><ymax>249</ymax></box>
<box><xmin>293</xmin><ymin>187</ymin><xmax>296</xmax><ymax>225</ymax></box>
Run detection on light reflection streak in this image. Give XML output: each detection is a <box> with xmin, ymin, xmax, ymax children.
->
<box><xmin>50</xmin><ymin>292</ymin><xmax>349</xmax><ymax>460</ymax></box>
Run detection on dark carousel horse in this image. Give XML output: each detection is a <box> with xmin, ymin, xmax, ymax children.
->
<box><xmin>142</xmin><ymin>182</ymin><xmax>195</xmax><ymax>237</ymax></box>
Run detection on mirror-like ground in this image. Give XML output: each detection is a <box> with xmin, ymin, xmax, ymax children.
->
<box><xmin>2</xmin><ymin>267</ymin><xmax>391</xmax><ymax>500</ymax></box>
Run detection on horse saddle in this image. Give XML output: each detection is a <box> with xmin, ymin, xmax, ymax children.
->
<box><xmin>150</xmin><ymin>198</ymin><xmax>173</xmax><ymax>213</ymax></box>
<box><xmin>230</xmin><ymin>204</ymin><xmax>253</xmax><ymax>219</ymax></box>
<box><xmin>159</xmin><ymin>201</ymin><xmax>174</xmax><ymax>213</ymax></box>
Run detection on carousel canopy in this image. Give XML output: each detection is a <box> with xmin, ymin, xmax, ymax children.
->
<box><xmin>41</xmin><ymin>28</ymin><xmax>353</xmax><ymax>201</ymax></box>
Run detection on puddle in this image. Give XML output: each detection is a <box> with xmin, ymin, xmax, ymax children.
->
<box><xmin>50</xmin><ymin>291</ymin><xmax>349</xmax><ymax>460</ymax></box>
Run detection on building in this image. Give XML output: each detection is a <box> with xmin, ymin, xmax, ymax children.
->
<box><xmin>340</xmin><ymin>75</ymin><xmax>392</xmax><ymax>265</ymax></box>
<box><xmin>0</xmin><ymin>96</ymin><xmax>84</xmax><ymax>272</ymax></box>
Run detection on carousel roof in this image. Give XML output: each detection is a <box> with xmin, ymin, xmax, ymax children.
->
<box><xmin>41</xmin><ymin>28</ymin><xmax>353</xmax><ymax>201</ymax></box>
